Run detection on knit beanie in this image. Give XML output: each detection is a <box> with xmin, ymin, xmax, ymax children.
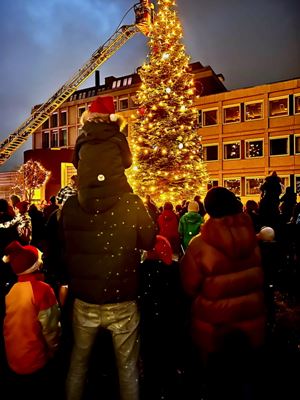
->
<box><xmin>204</xmin><ymin>187</ymin><xmax>243</xmax><ymax>218</ymax></box>
<box><xmin>3</xmin><ymin>241</ymin><xmax>41</xmax><ymax>275</ymax></box>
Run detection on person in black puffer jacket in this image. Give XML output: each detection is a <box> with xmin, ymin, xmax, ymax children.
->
<box><xmin>60</xmin><ymin>97</ymin><xmax>157</xmax><ymax>400</ymax></box>
<box><xmin>73</xmin><ymin>96</ymin><xmax>133</xmax><ymax>214</ymax></box>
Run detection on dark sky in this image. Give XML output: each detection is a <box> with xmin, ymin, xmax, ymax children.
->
<box><xmin>0</xmin><ymin>0</ymin><xmax>299</xmax><ymax>171</ymax></box>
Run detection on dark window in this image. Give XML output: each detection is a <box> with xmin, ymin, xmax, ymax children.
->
<box><xmin>42</xmin><ymin>132</ymin><xmax>49</xmax><ymax>149</ymax></box>
<box><xmin>51</xmin><ymin>113</ymin><xmax>58</xmax><ymax>127</ymax></box>
<box><xmin>295</xmin><ymin>136</ymin><xmax>300</xmax><ymax>154</ymax></box>
<box><xmin>203</xmin><ymin>145</ymin><xmax>218</xmax><ymax>161</ymax></box>
<box><xmin>119</xmin><ymin>98</ymin><xmax>129</xmax><ymax>110</ymax></box>
<box><xmin>60</xmin><ymin>129</ymin><xmax>67</xmax><ymax>147</ymax></box>
<box><xmin>270</xmin><ymin>138</ymin><xmax>288</xmax><ymax>155</ymax></box>
<box><xmin>60</xmin><ymin>111</ymin><xmax>67</xmax><ymax>126</ymax></box>
<box><xmin>42</xmin><ymin>119</ymin><xmax>49</xmax><ymax>129</ymax></box>
<box><xmin>203</xmin><ymin>109</ymin><xmax>218</xmax><ymax>126</ymax></box>
<box><xmin>207</xmin><ymin>180</ymin><xmax>218</xmax><ymax>190</ymax></box>
<box><xmin>78</xmin><ymin>107</ymin><xmax>85</xmax><ymax>118</ymax></box>
<box><xmin>51</xmin><ymin>130</ymin><xmax>59</xmax><ymax>148</ymax></box>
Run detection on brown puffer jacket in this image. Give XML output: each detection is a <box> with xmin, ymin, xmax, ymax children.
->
<box><xmin>180</xmin><ymin>212</ymin><xmax>266</xmax><ymax>361</ymax></box>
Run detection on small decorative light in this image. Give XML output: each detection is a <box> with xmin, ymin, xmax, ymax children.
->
<box><xmin>165</xmin><ymin>87</ymin><xmax>171</xmax><ymax>94</ymax></box>
<box><xmin>178</xmin><ymin>143</ymin><xmax>183</xmax><ymax>149</ymax></box>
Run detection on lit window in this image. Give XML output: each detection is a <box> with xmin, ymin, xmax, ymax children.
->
<box><xmin>117</xmin><ymin>80</ymin><xmax>121</xmax><ymax>88</ymax></box>
<box><xmin>224</xmin><ymin>142</ymin><xmax>240</xmax><ymax>159</ymax></box>
<box><xmin>270</xmin><ymin>137</ymin><xmax>289</xmax><ymax>156</ymax></box>
<box><xmin>295</xmin><ymin>176</ymin><xmax>300</xmax><ymax>194</ymax></box>
<box><xmin>245</xmin><ymin>139</ymin><xmax>263</xmax><ymax>158</ymax></box>
<box><xmin>294</xmin><ymin>95</ymin><xmax>300</xmax><ymax>115</ymax></box>
<box><xmin>245</xmin><ymin>102</ymin><xmax>263</xmax><ymax>121</ymax></box>
<box><xmin>112</xmin><ymin>81</ymin><xmax>117</xmax><ymax>89</ymax></box>
<box><xmin>245</xmin><ymin>178</ymin><xmax>264</xmax><ymax>195</ymax></box>
<box><xmin>203</xmin><ymin>145</ymin><xmax>218</xmax><ymax>161</ymax></box>
<box><xmin>223</xmin><ymin>178</ymin><xmax>241</xmax><ymax>195</ymax></box>
<box><xmin>202</xmin><ymin>109</ymin><xmax>218</xmax><ymax>126</ymax></box>
<box><xmin>295</xmin><ymin>136</ymin><xmax>300</xmax><ymax>154</ymax></box>
<box><xmin>127</xmin><ymin>77</ymin><xmax>132</xmax><ymax>85</ymax></box>
<box><xmin>269</xmin><ymin>97</ymin><xmax>288</xmax><ymax>117</ymax></box>
<box><xmin>223</xmin><ymin>105</ymin><xmax>241</xmax><ymax>124</ymax></box>
<box><xmin>123</xmin><ymin>78</ymin><xmax>128</xmax><ymax>86</ymax></box>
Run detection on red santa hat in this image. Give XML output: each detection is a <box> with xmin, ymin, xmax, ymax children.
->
<box><xmin>89</xmin><ymin>96</ymin><xmax>115</xmax><ymax>115</ymax></box>
<box><xmin>147</xmin><ymin>235</ymin><xmax>173</xmax><ymax>265</ymax></box>
<box><xmin>2</xmin><ymin>241</ymin><xmax>42</xmax><ymax>275</ymax></box>
<box><xmin>15</xmin><ymin>201</ymin><xmax>29</xmax><ymax>214</ymax></box>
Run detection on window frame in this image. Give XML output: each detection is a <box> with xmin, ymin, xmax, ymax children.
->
<box><xmin>245</xmin><ymin>176</ymin><xmax>265</xmax><ymax>196</ymax></box>
<box><xmin>223</xmin><ymin>177</ymin><xmax>241</xmax><ymax>196</ymax></box>
<box><xmin>269</xmin><ymin>96</ymin><xmax>289</xmax><ymax>118</ymax></box>
<box><xmin>295</xmin><ymin>135</ymin><xmax>300</xmax><ymax>155</ymax></box>
<box><xmin>294</xmin><ymin>94</ymin><xmax>300</xmax><ymax>115</ymax></box>
<box><xmin>60</xmin><ymin>110</ymin><xmax>67</xmax><ymax>126</ymax></box>
<box><xmin>223</xmin><ymin>103</ymin><xmax>241</xmax><ymax>124</ymax></box>
<box><xmin>244</xmin><ymin>138</ymin><xmax>264</xmax><ymax>159</ymax></box>
<box><xmin>223</xmin><ymin>141</ymin><xmax>241</xmax><ymax>160</ymax></box>
<box><xmin>202</xmin><ymin>107</ymin><xmax>218</xmax><ymax>127</ymax></box>
<box><xmin>295</xmin><ymin>175</ymin><xmax>300</xmax><ymax>194</ymax></box>
<box><xmin>119</xmin><ymin>97</ymin><xmax>129</xmax><ymax>110</ymax></box>
<box><xmin>269</xmin><ymin>136</ymin><xmax>290</xmax><ymax>157</ymax></box>
<box><xmin>244</xmin><ymin>100</ymin><xmax>264</xmax><ymax>121</ymax></box>
<box><xmin>78</xmin><ymin>106</ymin><xmax>86</xmax><ymax>119</ymax></box>
<box><xmin>202</xmin><ymin>143</ymin><xmax>219</xmax><ymax>162</ymax></box>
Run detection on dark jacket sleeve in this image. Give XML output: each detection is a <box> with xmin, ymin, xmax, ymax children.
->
<box><xmin>115</xmin><ymin>133</ymin><xmax>133</xmax><ymax>169</ymax></box>
<box><xmin>136</xmin><ymin>196</ymin><xmax>158</xmax><ymax>250</ymax></box>
<box><xmin>72</xmin><ymin>133</ymin><xmax>85</xmax><ymax>169</ymax></box>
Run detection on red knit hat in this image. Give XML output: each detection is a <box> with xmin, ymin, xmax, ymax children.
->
<box><xmin>89</xmin><ymin>96</ymin><xmax>115</xmax><ymax>114</ymax></box>
<box><xmin>3</xmin><ymin>241</ymin><xmax>39</xmax><ymax>275</ymax></box>
<box><xmin>15</xmin><ymin>201</ymin><xmax>29</xmax><ymax>214</ymax></box>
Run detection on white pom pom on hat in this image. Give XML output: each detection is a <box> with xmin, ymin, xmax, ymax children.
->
<box><xmin>109</xmin><ymin>114</ymin><xmax>118</xmax><ymax>122</ymax></box>
<box><xmin>258</xmin><ymin>226</ymin><xmax>275</xmax><ymax>242</ymax></box>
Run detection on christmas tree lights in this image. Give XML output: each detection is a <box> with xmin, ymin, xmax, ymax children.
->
<box><xmin>12</xmin><ymin>159</ymin><xmax>51</xmax><ymax>203</ymax></box>
<box><xmin>127</xmin><ymin>0</ymin><xmax>209</xmax><ymax>205</ymax></box>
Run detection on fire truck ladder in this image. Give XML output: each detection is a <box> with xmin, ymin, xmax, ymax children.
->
<box><xmin>0</xmin><ymin>23</ymin><xmax>142</xmax><ymax>165</ymax></box>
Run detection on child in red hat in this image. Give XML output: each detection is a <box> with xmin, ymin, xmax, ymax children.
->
<box><xmin>73</xmin><ymin>95</ymin><xmax>133</xmax><ymax>213</ymax></box>
<box><xmin>2</xmin><ymin>241</ymin><xmax>61</xmax><ymax>394</ymax></box>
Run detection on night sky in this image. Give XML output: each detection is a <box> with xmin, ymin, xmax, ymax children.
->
<box><xmin>0</xmin><ymin>0</ymin><xmax>299</xmax><ymax>171</ymax></box>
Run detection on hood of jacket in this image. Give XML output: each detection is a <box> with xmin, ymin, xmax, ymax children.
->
<box><xmin>78</xmin><ymin>121</ymin><xmax>121</xmax><ymax>143</ymax></box>
<box><xmin>183</xmin><ymin>211</ymin><xmax>202</xmax><ymax>224</ymax></box>
<box><xmin>200</xmin><ymin>213</ymin><xmax>257</xmax><ymax>259</ymax></box>
<box><xmin>161</xmin><ymin>209</ymin><xmax>177</xmax><ymax>221</ymax></box>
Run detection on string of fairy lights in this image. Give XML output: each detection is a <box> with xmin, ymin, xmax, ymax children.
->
<box><xmin>127</xmin><ymin>0</ymin><xmax>209</xmax><ymax>205</ymax></box>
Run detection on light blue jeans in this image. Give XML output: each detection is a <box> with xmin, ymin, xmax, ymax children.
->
<box><xmin>66</xmin><ymin>299</ymin><xmax>140</xmax><ymax>400</ymax></box>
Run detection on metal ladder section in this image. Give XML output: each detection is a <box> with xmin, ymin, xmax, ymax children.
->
<box><xmin>0</xmin><ymin>24</ymin><xmax>138</xmax><ymax>165</ymax></box>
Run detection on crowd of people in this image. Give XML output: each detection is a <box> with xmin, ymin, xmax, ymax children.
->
<box><xmin>0</xmin><ymin>95</ymin><xmax>299</xmax><ymax>400</ymax></box>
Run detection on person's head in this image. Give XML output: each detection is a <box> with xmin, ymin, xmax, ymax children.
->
<box><xmin>163</xmin><ymin>201</ymin><xmax>173</xmax><ymax>211</ymax></box>
<box><xmin>10</xmin><ymin>194</ymin><xmax>21</xmax><ymax>208</ymax></box>
<box><xmin>80</xmin><ymin>96</ymin><xmax>127</xmax><ymax>133</ymax></box>
<box><xmin>245</xmin><ymin>200</ymin><xmax>258</xmax><ymax>213</ymax></box>
<box><xmin>2</xmin><ymin>240</ymin><xmax>43</xmax><ymax>275</ymax></box>
<box><xmin>49</xmin><ymin>195</ymin><xmax>56</xmax><ymax>204</ymax></box>
<box><xmin>194</xmin><ymin>195</ymin><xmax>201</xmax><ymax>202</ymax></box>
<box><xmin>257</xmin><ymin>226</ymin><xmax>275</xmax><ymax>242</ymax></box>
<box><xmin>188</xmin><ymin>200</ymin><xmax>199</xmax><ymax>213</ymax></box>
<box><xmin>14</xmin><ymin>201</ymin><xmax>29</xmax><ymax>215</ymax></box>
<box><xmin>204</xmin><ymin>187</ymin><xmax>243</xmax><ymax>218</ymax></box>
<box><xmin>0</xmin><ymin>198</ymin><xmax>9</xmax><ymax>213</ymax></box>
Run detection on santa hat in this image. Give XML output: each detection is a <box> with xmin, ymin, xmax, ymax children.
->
<box><xmin>147</xmin><ymin>235</ymin><xmax>173</xmax><ymax>265</ymax></box>
<box><xmin>15</xmin><ymin>201</ymin><xmax>29</xmax><ymax>214</ymax></box>
<box><xmin>89</xmin><ymin>96</ymin><xmax>115</xmax><ymax>115</ymax></box>
<box><xmin>2</xmin><ymin>241</ymin><xmax>42</xmax><ymax>275</ymax></box>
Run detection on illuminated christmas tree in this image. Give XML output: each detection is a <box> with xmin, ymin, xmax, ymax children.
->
<box><xmin>127</xmin><ymin>0</ymin><xmax>209</xmax><ymax>205</ymax></box>
<box><xmin>12</xmin><ymin>160</ymin><xmax>51</xmax><ymax>203</ymax></box>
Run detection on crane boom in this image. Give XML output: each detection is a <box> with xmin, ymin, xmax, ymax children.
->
<box><xmin>0</xmin><ymin>24</ymin><xmax>140</xmax><ymax>165</ymax></box>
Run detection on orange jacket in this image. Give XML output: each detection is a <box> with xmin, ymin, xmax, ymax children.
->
<box><xmin>180</xmin><ymin>213</ymin><xmax>266</xmax><ymax>361</ymax></box>
<box><xmin>4</xmin><ymin>273</ymin><xmax>60</xmax><ymax>374</ymax></box>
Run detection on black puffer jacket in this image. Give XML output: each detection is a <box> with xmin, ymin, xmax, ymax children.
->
<box><xmin>60</xmin><ymin>192</ymin><xmax>157</xmax><ymax>304</ymax></box>
<box><xmin>73</xmin><ymin>121</ymin><xmax>133</xmax><ymax>213</ymax></box>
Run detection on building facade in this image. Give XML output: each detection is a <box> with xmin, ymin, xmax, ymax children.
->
<box><xmin>17</xmin><ymin>64</ymin><xmax>300</xmax><ymax>203</ymax></box>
